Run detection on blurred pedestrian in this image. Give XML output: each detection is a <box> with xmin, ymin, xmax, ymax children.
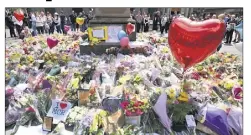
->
<box><xmin>143</xmin><ymin>14</ymin><xmax>149</xmax><ymax>32</ymax></box>
<box><xmin>12</xmin><ymin>12</ymin><xmax>23</xmax><ymax>38</ymax></box>
<box><xmin>47</xmin><ymin>13</ymin><xmax>54</xmax><ymax>34</ymax></box>
<box><xmin>36</xmin><ymin>12</ymin><xmax>44</xmax><ymax>34</ymax></box>
<box><xmin>225</xmin><ymin>15</ymin><xmax>236</xmax><ymax>44</ymax></box>
<box><xmin>60</xmin><ymin>11</ymin><xmax>66</xmax><ymax>34</ymax></box>
<box><xmin>135</xmin><ymin>11</ymin><xmax>142</xmax><ymax>33</ymax></box>
<box><xmin>31</xmin><ymin>12</ymin><xmax>37</xmax><ymax>36</ymax></box>
<box><xmin>160</xmin><ymin>14</ymin><xmax>167</xmax><ymax>35</ymax></box>
<box><xmin>54</xmin><ymin>12</ymin><xmax>61</xmax><ymax>33</ymax></box>
<box><xmin>153</xmin><ymin>11</ymin><xmax>161</xmax><ymax>31</ymax></box>
<box><xmin>69</xmin><ymin>10</ymin><xmax>76</xmax><ymax>31</ymax></box>
<box><xmin>41</xmin><ymin>12</ymin><xmax>47</xmax><ymax>34</ymax></box>
<box><xmin>5</xmin><ymin>12</ymin><xmax>17</xmax><ymax>37</ymax></box>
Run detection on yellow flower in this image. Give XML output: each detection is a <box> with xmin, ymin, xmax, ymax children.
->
<box><xmin>168</xmin><ymin>93</ymin><xmax>176</xmax><ymax>99</ymax></box>
<box><xmin>169</xmin><ymin>88</ymin><xmax>175</xmax><ymax>93</ymax></box>
<box><xmin>180</xmin><ymin>91</ymin><xmax>189</xmax><ymax>98</ymax></box>
<box><xmin>142</xmin><ymin>99</ymin><xmax>148</xmax><ymax>104</ymax></box>
<box><xmin>177</xmin><ymin>96</ymin><xmax>189</xmax><ymax>102</ymax></box>
<box><xmin>224</xmin><ymin>82</ymin><xmax>234</xmax><ymax>90</ymax></box>
<box><xmin>119</xmin><ymin>75</ymin><xmax>131</xmax><ymax>84</ymax></box>
<box><xmin>161</xmin><ymin>47</ymin><xmax>169</xmax><ymax>53</ymax></box>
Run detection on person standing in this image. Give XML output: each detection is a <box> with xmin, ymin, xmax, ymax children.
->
<box><xmin>47</xmin><ymin>13</ymin><xmax>54</xmax><ymax>34</ymax></box>
<box><xmin>69</xmin><ymin>10</ymin><xmax>76</xmax><ymax>32</ymax></box>
<box><xmin>40</xmin><ymin>12</ymin><xmax>47</xmax><ymax>34</ymax></box>
<box><xmin>160</xmin><ymin>14</ymin><xmax>167</xmax><ymax>35</ymax></box>
<box><xmin>23</xmin><ymin>13</ymin><xmax>29</xmax><ymax>27</ymax></box>
<box><xmin>31</xmin><ymin>12</ymin><xmax>37</xmax><ymax>36</ymax></box>
<box><xmin>225</xmin><ymin>15</ymin><xmax>236</xmax><ymax>44</ymax></box>
<box><xmin>60</xmin><ymin>11</ymin><xmax>66</xmax><ymax>34</ymax></box>
<box><xmin>143</xmin><ymin>14</ymin><xmax>149</xmax><ymax>32</ymax></box>
<box><xmin>12</xmin><ymin>13</ymin><xmax>23</xmax><ymax>38</ymax></box>
<box><xmin>153</xmin><ymin>11</ymin><xmax>161</xmax><ymax>31</ymax></box>
<box><xmin>141</xmin><ymin>12</ymin><xmax>146</xmax><ymax>32</ymax></box>
<box><xmin>135</xmin><ymin>11</ymin><xmax>142</xmax><ymax>33</ymax></box>
<box><xmin>54</xmin><ymin>12</ymin><xmax>61</xmax><ymax>33</ymax></box>
<box><xmin>165</xmin><ymin>16</ymin><xmax>170</xmax><ymax>33</ymax></box>
<box><xmin>6</xmin><ymin>13</ymin><xmax>17</xmax><ymax>38</ymax></box>
<box><xmin>233</xmin><ymin>16</ymin><xmax>242</xmax><ymax>43</ymax></box>
<box><xmin>36</xmin><ymin>12</ymin><xmax>44</xmax><ymax>34</ymax></box>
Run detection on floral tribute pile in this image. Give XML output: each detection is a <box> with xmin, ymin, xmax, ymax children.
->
<box><xmin>5</xmin><ymin>32</ymin><xmax>242</xmax><ymax>135</ymax></box>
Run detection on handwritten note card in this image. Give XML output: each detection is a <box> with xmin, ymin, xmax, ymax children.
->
<box><xmin>92</xmin><ymin>29</ymin><xmax>105</xmax><ymax>38</ymax></box>
<box><xmin>106</xmin><ymin>25</ymin><xmax>123</xmax><ymax>42</ymax></box>
<box><xmin>186</xmin><ymin>115</ymin><xmax>196</xmax><ymax>128</ymax></box>
<box><xmin>47</xmin><ymin>100</ymin><xmax>72</xmax><ymax>124</ymax></box>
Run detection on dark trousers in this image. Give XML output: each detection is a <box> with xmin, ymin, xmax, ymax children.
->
<box><xmin>49</xmin><ymin>25</ymin><xmax>54</xmax><ymax>34</ymax></box>
<box><xmin>136</xmin><ymin>22</ymin><xmax>141</xmax><ymax>33</ymax></box>
<box><xmin>16</xmin><ymin>25</ymin><xmax>22</xmax><ymax>37</ymax></box>
<box><xmin>153</xmin><ymin>23</ymin><xmax>158</xmax><ymax>31</ymax></box>
<box><xmin>160</xmin><ymin>25</ymin><xmax>165</xmax><ymax>34</ymax></box>
<box><xmin>141</xmin><ymin>21</ymin><xmax>144</xmax><ymax>32</ymax></box>
<box><xmin>9</xmin><ymin>26</ymin><xmax>16</xmax><ymax>37</ymax></box>
<box><xmin>71</xmin><ymin>23</ymin><xmax>76</xmax><ymax>31</ymax></box>
<box><xmin>165</xmin><ymin>22</ymin><xmax>169</xmax><ymax>33</ymax></box>
<box><xmin>36</xmin><ymin>26</ymin><xmax>44</xmax><ymax>34</ymax></box>
<box><xmin>226</xmin><ymin>29</ymin><xmax>234</xmax><ymax>43</ymax></box>
<box><xmin>61</xmin><ymin>23</ymin><xmax>66</xmax><ymax>34</ymax></box>
<box><xmin>56</xmin><ymin>25</ymin><xmax>62</xmax><ymax>33</ymax></box>
<box><xmin>144</xmin><ymin>24</ymin><xmax>149</xmax><ymax>32</ymax></box>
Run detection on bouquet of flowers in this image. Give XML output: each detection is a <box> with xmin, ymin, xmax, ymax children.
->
<box><xmin>120</xmin><ymin>98</ymin><xmax>149</xmax><ymax>116</ymax></box>
<box><xmin>65</xmin><ymin>106</ymin><xmax>89</xmax><ymax>126</ymax></box>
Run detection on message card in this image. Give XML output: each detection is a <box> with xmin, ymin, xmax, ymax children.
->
<box><xmin>47</xmin><ymin>100</ymin><xmax>72</xmax><ymax>124</ymax></box>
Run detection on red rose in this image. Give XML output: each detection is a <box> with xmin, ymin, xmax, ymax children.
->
<box><xmin>135</xmin><ymin>108</ymin><xmax>143</xmax><ymax>115</ymax></box>
<box><xmin>133</xmin><ymin>101</ymin><xmax>140</xmax><ymax>107</ymax></box>
<box><xmin>121</xmin><ymin>101</ymin><xmax>129</xmax><ymax>109</ymax></box>
<box><xmin>125</xmin><ymin>110</ymin><xmax>132</xmax><ymax>116</ymax></box>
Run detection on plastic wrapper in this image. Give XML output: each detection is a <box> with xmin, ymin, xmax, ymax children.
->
<box><xmin>227</xmin><ymin>107</ymin><xmax>242</xmax><ymax>135</ymax></box>
<box><xmin>197</xmin><ymin>103</ymin><xmax>230</xmax><ymax>135</ymax></box>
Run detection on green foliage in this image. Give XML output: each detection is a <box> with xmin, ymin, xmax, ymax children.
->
<box><xmin>168</xmin><ymin>103</ymin><xmax>195</xmax><ymax>124</ymax></box>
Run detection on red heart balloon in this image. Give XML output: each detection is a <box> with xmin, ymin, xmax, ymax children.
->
<box><xmin>168</xmin><ymin>18</ymin><xmax>226</xmax><ymax>70</ymax></box>
<box><xmin>126</xmin><ymin>23</ymin><xmax>135</xmax><ymax>35</ymax></box>
<box><xmin>47</xmin><ymin>37</ymin><xmax>59</xmax><ymax>49</ymax></box>
<box><xmin>14</xmin><ymin>10</ymin><xmax>24</xmax><ymax>22</ymax></box>
<box><xmin>64</xmin><ymin>25</ymin><xmax>70</xmax><ymax>32</ymax></box>
<box><xmin>60</xmin><ymin>102</ymin><xmax>68</xmax><ymax>109</ymax></box>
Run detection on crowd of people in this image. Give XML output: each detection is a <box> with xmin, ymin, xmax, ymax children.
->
<box><xmin>5</xmin><ymin>9</ymin><xmax>93</xmax><ymax>39</ymax></box>
<box><xmin>6</xmin><ymin>9</ymin><xmax>243</xmax><ymax>46</ymax></box>
<box><xmin>131</xmin><ymin>10</ymin><xmax>243</xmax><ymax>45</ymax></box>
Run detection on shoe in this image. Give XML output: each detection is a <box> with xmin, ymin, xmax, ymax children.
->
<box><xmin>224</xmin><ymin>42</ymin><xmax>228</xmax><ymax>44</ymax></box>
<box><xmin>233</xmin><ymin>39</ymin><xmax>236</xmax><ymax>42</ymax></box>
